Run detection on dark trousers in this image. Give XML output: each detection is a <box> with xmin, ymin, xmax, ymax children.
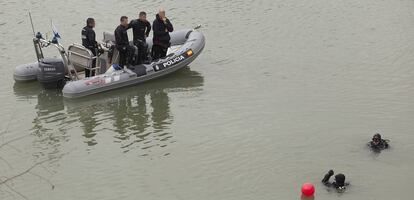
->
<box><xmin>118</xmin><ymin>45</ymin><xmax>135</xmax><ymax>67</ymax></box>
<box><xmin>134</xmin><ymin>40</ymin><xmax>148</xmax><ymax>64</ymax></box>
<box><xmin>151</xmin><ymin>44</ymin><xmax>168</xmax><ymax>60</ymax></box>
<box><xmin>85</xmin><ymin>48</ymin><xmax>97</xmax><ymax>77</ymax></box>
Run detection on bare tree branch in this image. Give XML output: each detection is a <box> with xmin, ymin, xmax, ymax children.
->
<box><xmin>40</xmin><ymin>164</ymin><xmax>54</xmax><ymax>175</ymax></box>
<box><xmin>0</xmin><ymin>108</ymin><xmax>16</xmax><ymax>137</ymax></box>
<box><xmin>4</xmin><ymin>183</ymin><xmax>28</xmax><ymax>200</ymax></box>
<box><xmin>5</xmin><ymin>143</ymin><xmax>23</xmax><ymax>153</ymax></box>
<box><xmin>0</xmin><ymin>133</ymin><xmax>32</xmax><ymax>149</ymax></box>
<box><xmin>0</xmin><ymin>156</ymin><xmax>13</xmax><ymax>169</ymax></box>
<box><xmin>0</xmin><ymin>158</ymin><xmax>54</xmax><ymax>185</ymax></box>
<box><xmin>0</xmin><ymin>184</ymin><xmax>16</xmax><ymax>199</ymax></box>
<box><xmin>28</xmin><ymin>172</ymin><xmax>55</xmax><ymax>190</ymax></box>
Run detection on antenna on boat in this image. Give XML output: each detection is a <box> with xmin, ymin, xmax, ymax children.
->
<box><xmin>28</xmin><ymin>12</ymin><xmax>36</xmax><ymax>37</ymax></box>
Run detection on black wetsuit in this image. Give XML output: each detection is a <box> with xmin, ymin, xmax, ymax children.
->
<box><xmin>322</xmin><ymin>180</ymin><xmax>348</xmax><ymax>189</ymax></box>
<box><xmin>129</xmin><ymin>19</ymin><xmax>151</xmax><ymax>42</ymax></box>
<box><xmin>81</xmin><ymin>25</ymin><xmax>97</xmax><ymax>77</ymax></box>
<box><xmin>129</xmin><ymin>19</ymin><xmax>151</xmax><ymax>63</ymax></box>
<box><xmin>368</xmin><ymin>139</ymin><xmax>389</xmax><ymax>150</ymax></box>
<box><xmin>152</xmin><ymin>14</ymin><xmax>173</xmax><ymax>59</ymax></box>
<box><xmin>322</xmin><ymin>173</ymin><xmax>348</xmax><ymax>191</ymax></box>
<box><xmin>115</xmin><ymin>24</ymin><xmax>134</xmax><ymax>67</ymax></box>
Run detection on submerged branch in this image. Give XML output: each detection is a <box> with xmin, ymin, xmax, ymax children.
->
<box><xmin>0</xmin><ymin>156</ymin><xmax>13</xmax><ymax>169</ymax></box>
<box><xmin>0</xmin><ymin>157</ymin><xmax>54</xmax><ymax>186</ymax></box>
<box><xmin>0</xmin><ymin>108</ymin><xmax>16</xmax><ymax>137</ymax></box>
<box><xmin>4</xmin><ymin>183</ymin><xmax>29</xmax><ymax>200</ymax></box>
<box><xmin>28</xmin><ymin>172</ymin><xmax>55</xmax><ymax>190</ymax></box>
<box><xmin>0</xmin><ymin>133</ymin><xmax>32</xmax><ymax>149</ymax></box>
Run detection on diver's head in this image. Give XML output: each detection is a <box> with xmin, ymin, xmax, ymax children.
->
<box><xmin>334</xmin><ymin>173</ymin><xmax>345</xmax><ymax>187</ymax></box>
<box><xmin>120</xmin><ymin>16</ymin><xmax>129</xmax><ymax>27</ymax></box>
<box><xmin>372</xmin><ymin>133</ymin><xmax>382</xmax><ymax>145</ymax></box>
<box><xmin>86</xmin><ymin>18</ymin><xmax>95</xmax><ymax>28</ymax></box>
<box><xmin>158</xmin><ymin>8</ymin><xmax>166</xmax><ymax>19</ymax></box>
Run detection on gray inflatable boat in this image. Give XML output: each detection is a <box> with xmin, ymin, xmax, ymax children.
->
<box><xmin>13</xmin><ymin>27</ymin><xmax>205</xmax><ymax>98</ymax></box>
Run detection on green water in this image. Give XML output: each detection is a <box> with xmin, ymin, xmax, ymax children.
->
<box><xmin>1</xmin><ymin>0</ymin><xmax>414</xmax><ymax>199</ymax></box>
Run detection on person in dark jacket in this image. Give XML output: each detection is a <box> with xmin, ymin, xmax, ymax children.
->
<box><xmin>81</xmin><ymin>18</ymin><xmax>98</xmax><ymax>77</ymax></box>
<box><xmin>322</xmin><ymin>170</ymin><xmax>349</xmax><ymax>192</ymax></box>
<box><xmin>151</xmin><ymin>8</ymin><xmax>174</xmax><ymax>60</ymax></box>
<box><xmin>129</xmin><ymin>11</ymin><xmax>151</xmax><ymax>64</ymax></box>
<box><xmin>367</xmin><ymin>133</ymin><xmax>389</xmax><ymax>151</ymax></box>
<box><xmin>115</xmin><ymin>16</ymin><xmax>135</xmax><ymax>67</ymax></box>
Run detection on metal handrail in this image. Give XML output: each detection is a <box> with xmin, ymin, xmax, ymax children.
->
<box><xmin>68</xmin><ymin>51</ymin><xmax>96</xmax><ymax>60</ymax></box>
<box><xmin>67</xmin><ymin>43</ymin><xmax>99</xmax><ymax>74</ymax></box>
<box><xmin>33</xmin><ymin>36</ymin><xmax>107</xmax><ymax>80</ymax></box>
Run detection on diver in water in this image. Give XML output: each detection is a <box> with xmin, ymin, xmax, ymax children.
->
<box><xmin>322</xmin><ymin>170</ymin><xmax>349</xmax><ymax>192</ymax></box>
<box><xmin>368</xmin><ymin>133</ymin><xmax>389</xmax><ymax>151</ymax></box>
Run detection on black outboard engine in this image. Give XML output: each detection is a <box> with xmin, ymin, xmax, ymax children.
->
<box><xmin>37</xmin><ymin>58</ymin><xmax>65</xmax><ymax>89</ymax></box>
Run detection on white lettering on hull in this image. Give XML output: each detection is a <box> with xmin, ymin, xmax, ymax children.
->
<box><xmin>163</xmin><ymin>55</ymin><xmax>185</xmax><ymax>68</ymax></box>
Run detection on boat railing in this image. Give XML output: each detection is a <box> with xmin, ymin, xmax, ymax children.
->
<box><xmin>67</xmin><ymin>44</ymin><xmax>101</xmax><ymax>76</ymax></box>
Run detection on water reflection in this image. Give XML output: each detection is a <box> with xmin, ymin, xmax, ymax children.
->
<box><xmin>13</xmin><ymin>67</ymin><xmax>204</xmax><ymax>155</ymax></box>
<box><xmin>88</xmin><ymin>86</ymin><xmax>173</xmax><ymax>154</ymax></box>
<box><xmin>300</xmin><ymin>195</ymin><xmax>315</xmax><ymax>200</ymax></box>
<box><xmin>13</xmin><ymin>81</ymin><xmax>42</xmax><ymax>100</ymax></box>
<box><xmin>31</xmin><ymin>89</ymin><xmax>68</xmax><ymax>171</ymax></box>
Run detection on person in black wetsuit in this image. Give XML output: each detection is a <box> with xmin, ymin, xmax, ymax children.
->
<box><xmin>151</xmin><ymin>8</ymin><xmax>174</xmax><ymax>60</ymax></box>
<box><xmin>129</xmin><ymin>11</ymin><xmax>151</xmax><ymax>64</ymax></box>
<box><xmin>322</xmin><ymin>170</ymin><xmax>349</xmax><ymax>192</ymax></box>
<box><xmin>81</xmin><ymin>18</ymin><xmax>98</xmax><ymax>77</ymax></box>
<box><xmin>368</xmin><ymin>133</ymin><xmax>389</xmax><ymax>151</ymax></box>
<box><xmin>115</xmin><ymin>16</ymin><xmax>135</xmax><ymax>67</ymax></box>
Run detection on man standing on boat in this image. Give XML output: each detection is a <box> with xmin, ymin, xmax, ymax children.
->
<box><xmin>115</xmin><ymin>16</ymin><xmax>135</xmax><ymax>67</ymax></box>
<box><xmin>81</xmin><ymin>18</ymin><xmax>98</xmax><ymax>77</ymax></box>
<box><xmin>129</xmin><ymin>11</ymin><xmax>151</xmax><ymax>64</ymax></box>
<box><xmin>152</xmin><ymin>8</ymin><xmax>174</xmax><ymax>60</ymax></box>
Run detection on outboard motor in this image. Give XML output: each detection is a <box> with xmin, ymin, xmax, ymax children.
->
<box><xmin>37</xmin><ymin>58</ymin><xmax>66</xmax><ymax>89</ymax></box>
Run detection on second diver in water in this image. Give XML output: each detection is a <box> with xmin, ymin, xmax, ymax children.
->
<box><xmin>322</xmin><ymin>170</ymin><xmax>349</xmax><ymax>192</ymax></box>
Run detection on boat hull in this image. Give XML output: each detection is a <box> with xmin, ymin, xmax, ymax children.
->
<box><xmin>63</xmin><ymin>30</ymin><xmax>205</xmax><ymax>98</ymax></box>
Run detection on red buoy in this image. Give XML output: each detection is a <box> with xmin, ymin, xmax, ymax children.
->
<box><xmin>301</xmin><ymin>182</ymin><xmax>315</xmax><ymax>196</ymax></box>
